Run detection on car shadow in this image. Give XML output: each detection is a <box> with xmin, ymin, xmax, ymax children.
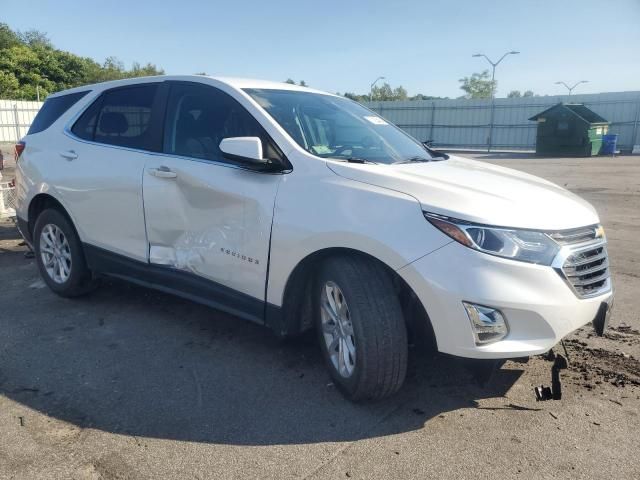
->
<box><xmin>0</xmin><ymin>221</ymin><xmax>523</xmax><ymax>446</ymax></box>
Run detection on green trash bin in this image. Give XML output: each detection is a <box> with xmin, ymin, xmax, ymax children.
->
<box><xmin>588</xmin><ymin>126</ymin><xmax>605</xmax><ymax>156</ymax></box>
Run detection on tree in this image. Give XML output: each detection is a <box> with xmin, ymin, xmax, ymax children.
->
<box><xmin>0</xmin><ymin>22</ymin><xmax>165</xmax><ymax>100</ymax></box>
<box><xmin>18</xmin><ymin>29</ymin><xmax>52</xmax><ymax>48</ymax></box>
<box><xmin>285</xmin><ymin>78</ymin><xmax>307</xmax><ymax>86</ymax></box>
<box><xmin>343</xmin><ymin>92</ymin><xmax>366</xmax><ymax>102</ymax></box>
<box><xmin>0</xmin><ymin>71</ymin><xmax>20</xmax><ymax>98</ymax></box>
<box><xmin>341</xmin><ymin>86</ymin><xmax>444</xmax><ymax>103</ymax></box>
<box><xmin>0</xmin><ymin>23</ymin><xmax>20</xmax><ymax>50</ymax></box>
<box><xmin>370</xmin><ymin>82</ymin><xmax>408</xmax><ymax>101</ymax></box>
<box><xmin>410</xmin><ymin>93</ymin><xmax>445</xmax><ymax>101</ymax></box>
<box><xmin>130</xmin><ymin>61</ymin><xmax>165</xmax><ymax>78</ymax></box>
<box><xmin>459</xmin><ymin>70</ymin><xmax>496</xmax><ymax>99</ymax></box>
<box><xmin>508</xmin><ymin>89</ymin><xmax>535</xmax><ymax>98</ymax></box>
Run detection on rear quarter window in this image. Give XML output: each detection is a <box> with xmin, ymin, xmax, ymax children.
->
<box><xmin>27</xmin><ymin>91</ymin><xmax>90</xmax><ymax>135</ymax></box>
<box><xmin>71</xmin><ymin>84</ymin><xmax>159</xmax><ymax>150</ymax></box>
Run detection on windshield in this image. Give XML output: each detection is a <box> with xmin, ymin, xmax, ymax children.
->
<box><xmin>244</xmin><ymin>89</ymin><xmax>435</xmax><ymax>165</ymax></box>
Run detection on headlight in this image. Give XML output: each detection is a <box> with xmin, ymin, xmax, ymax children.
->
<box><xmin>424</xmin><ymin>212</ymin><xmax>560</xmax><ymax>265</ymax></box>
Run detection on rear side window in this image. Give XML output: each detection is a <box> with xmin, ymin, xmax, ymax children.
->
<box><xmin>27</xmin><ymin>91</ymin><xmax>89</xmax><ymax>135</ymax></box>
<box><xmin>71</xmin><ymin>84</ymin><xmax>159</xmax><ymax>150</ymax></box>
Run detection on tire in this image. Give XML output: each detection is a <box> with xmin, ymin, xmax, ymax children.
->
<box><xmin>315</xmin><ymin>255</ymin><xmax>408</xmax><ymax>401</ymax></box>
<box><xmin>33</xmin><ymin>208</ymin><xmax>95</xmax><ymax>297</ymax></box>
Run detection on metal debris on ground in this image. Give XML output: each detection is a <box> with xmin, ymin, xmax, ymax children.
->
<box><xmin>561</xmin><ymin>340</ymin><xmax>571</xmax><ymax>365</ymax></box>
<box><xmin>551</xmin><ymin>354</ymin><xmax>569</xmax><ymax>399</ymax></box>
<box><xmin>542</xmin><ymin>348</ymin><xmax>556</xmax><ymax>362</ymax></box>
<box><xmin>535</xmin><ymin>354</ymin><xmax>568</xmax><ymax>401</ymax></box>
<box><xmin>535</xmin><ymin>385</ymin><xmax>553</xmax><ymax>401</ymax></box>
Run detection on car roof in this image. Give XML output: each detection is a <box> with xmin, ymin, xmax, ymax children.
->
<box><xmin>47</xmin><ymin>75</ymin><xmax>335</xmax><ymax>99</ymax></box>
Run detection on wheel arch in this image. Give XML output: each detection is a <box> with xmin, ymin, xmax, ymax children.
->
<box><xmin>273</xmin><ymin>247</ymin><xmax>437</xmax><ymax>349</ymax></box>
<box><xmin>27</xmin><ymin>193</ymin><xmax>77</xmax><ymax>241</ymax></box>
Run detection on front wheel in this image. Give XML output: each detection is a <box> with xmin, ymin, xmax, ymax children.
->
<box><xmin>316</xmin><ymin>256</ymin><xmax>408</xmax><ymax>401</ymax></box>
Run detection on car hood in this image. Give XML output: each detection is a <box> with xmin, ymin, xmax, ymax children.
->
<box><xmin>326</xmin><ymin>155</ymin><xmax>599</xmax><ymax>230</ymax></box>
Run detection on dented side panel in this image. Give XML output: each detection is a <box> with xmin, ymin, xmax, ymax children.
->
<box><xmin>142</xmin><ymin>155</ymin><xmax>282</xmax><ymax>302</ymax></box>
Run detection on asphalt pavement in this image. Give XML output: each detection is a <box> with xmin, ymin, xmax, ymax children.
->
<box><xmin>0</xmin><ymin>153</ymin><xmax>638</xmax><ymax>479</ymax></box>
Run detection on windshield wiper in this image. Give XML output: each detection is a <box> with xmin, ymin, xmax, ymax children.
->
<box><xmin>395</xmin><ymin>156</ymin><xmax>434</xmax><ymax>164</ymax></box>
<box><xmin>328</xmin><ymin>157</ymin><xmax>378</xmax><ymax>165</ymax></box>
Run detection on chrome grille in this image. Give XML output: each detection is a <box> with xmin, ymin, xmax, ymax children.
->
<box><xmin>554</xmin><ymin>238</ymin><xmax>611</xmax><ymax>298</ymax></box>
<box><xmin>549</xmin><ymin>225</ymin><xmax>598</xmax><ymax>245</ymax></box>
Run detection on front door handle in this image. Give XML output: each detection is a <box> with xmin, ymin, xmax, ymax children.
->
<box><xmin>148</xmin><ymin>166</ymin><xmax>177</xmax><ymax>179</ymax></box>
<box><xmin>60</xmin><ymin>150</ymin><xmax>78</xmax><ymax>161</ymax></box>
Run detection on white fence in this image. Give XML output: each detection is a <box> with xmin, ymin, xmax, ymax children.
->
<box><xmin>2</xmin><ymin>91</ymin><xmax>640</xmax><ymax>152</ymax></box>
<box><xmin>0</xmin><ymin>99</ymin><xmax>43</xmax><ymax>143</ymax></box>
<box><xmin>0</xmin><ymin>178</ymin><xmax>16</xmax><ymax>218</ymax></box>
<box><xmin>365</xmin><ymin>90</ymin><xmax>640</xmax><ymax>152</ymax></box>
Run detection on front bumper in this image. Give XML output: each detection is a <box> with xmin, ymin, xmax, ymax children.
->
<box><xmin>398</xmin><ymin>241</ymin><xmax>613</xmax><ymax>359</ymax></box>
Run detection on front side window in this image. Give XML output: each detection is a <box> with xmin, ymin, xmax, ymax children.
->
<box><xmin>244</xmin><ymin>89</ymin><xmax>435</xmax><ymax>164</ymax></box>
<box><xmin>163</xmin><ymin>82</ymin><xmax>284</xmax><ymax>164</ymax></box>
<box><xmin>72</xmin><ymin>84</ymin><xmax>159</xmax><ymax>150</ymax></box>
<box><xmin>71</xmin><ymin>95</ymin><xmax>102</xmax><ymax>141</ymax></box>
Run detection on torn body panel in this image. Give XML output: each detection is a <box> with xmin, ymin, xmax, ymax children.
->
<box><xmin>142</xmin><ymin>154</ymin><xmax>282</xmax><ymax>301</ymax></box>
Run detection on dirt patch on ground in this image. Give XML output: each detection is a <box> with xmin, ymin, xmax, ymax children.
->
<box><xmin>563</xmin><ymin>338</ymin><xmax>640</xmax><ymax>389</ymax></box>
<box><xmin>610</xmin><ymin>324</ymin><xmax>640</xmax><ymax>336</ymax></box>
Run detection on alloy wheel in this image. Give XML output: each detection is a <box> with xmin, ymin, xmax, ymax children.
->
<box><xmin>39</xmin><ymin>224</ymin><xmax>72</xmax><ymax>284</ymax></box>
<box><xmin>320</xmin><ymin>281</ymin><xmax>357</xmax><ymax>378</ymax></box>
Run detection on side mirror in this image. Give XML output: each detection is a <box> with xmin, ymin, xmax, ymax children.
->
<box><xmin>219</xmin><ymin>137</ymin><xmax>267</xmax><ymax>166</ymax></box>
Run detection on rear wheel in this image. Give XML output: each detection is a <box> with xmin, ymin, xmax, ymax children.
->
<box><xmin>315</xmin><ymin>255</ymin><xmax>408</xmax><ymax>401</ymax></box>
<box><xmin>33</xmin><ymin>208</ymin><xmax>95</xmax><ymax>297</ymax></box>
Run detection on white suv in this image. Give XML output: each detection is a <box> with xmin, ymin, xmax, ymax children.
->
<box><xmin>15</xmin><ymin>76</ymin><xmax>613</xmax><ymax>401</ymax></box>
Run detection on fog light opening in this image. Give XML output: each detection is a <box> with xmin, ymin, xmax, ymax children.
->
<box><xmin>463</xmin><ymin>302</ymin><xmax>508</xmax><ymax>345</ymax></box>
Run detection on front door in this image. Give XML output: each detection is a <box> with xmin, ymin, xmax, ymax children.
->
<box><xmin>142</xmin><ymin>82</ymin><xmax>284</xmax><ymax>310</ymax></box>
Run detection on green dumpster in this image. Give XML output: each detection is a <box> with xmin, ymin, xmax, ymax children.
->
<box><xmin>529</xmin><ymin>103</ymin><xmax>609</xmax><ymax>157</ymax></box>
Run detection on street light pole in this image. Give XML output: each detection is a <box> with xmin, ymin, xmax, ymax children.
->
<box><xmin>555</xmin><ymin>80</ymin><xmax>588</xmax><ymax>95</ymax></box>
<box><xmin>472</xmin><ymin>51</ymin><xmax>520</xmax><ymax>97</ymax></box>
<box><xmin>472</xmin><ymin>51</ymin><xmax>519</xmax><ymax>151</ymax></box>
<box><xmin>369</xmin><ymin>76</ymin><xmax>385</xmax><ymax>102</ymax></box>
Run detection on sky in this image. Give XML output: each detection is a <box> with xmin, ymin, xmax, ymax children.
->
<box><xmin>3</xmin><ymin>0</ymin><xmax>640</xmax><ymax>98</ymax></box>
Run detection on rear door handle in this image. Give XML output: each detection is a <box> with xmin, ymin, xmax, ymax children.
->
<box><xmin>60</xmin><ymin>150</ymin><xmax>78</xmax><ymax>161</ymax></box>
<box><xmin>148</xmin><ymin>166</ymin><xmax>177</xmax><ymax>179</ymax></box>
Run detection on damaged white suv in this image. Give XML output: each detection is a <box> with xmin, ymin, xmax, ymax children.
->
<box><xmin>15</xmin><ymin>76</ymin><xmax>613</xmax><ymax>401</ymax></box>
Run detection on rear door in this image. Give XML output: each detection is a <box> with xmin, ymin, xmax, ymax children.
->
<box><xmin>59</xmin><ymin>83</ymin><xmax>163</xmax><ymax>261</ymax></box>
<box><xmin>142</xmin><ymin>81</ymin><xmax>285</xmax><ymax>310</ymax></box>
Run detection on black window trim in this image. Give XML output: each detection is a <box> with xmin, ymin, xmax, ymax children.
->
<box><xmin>64</xmin><ymin>80</ymin><xmax>292</xmax><ymax>173</ymax></box>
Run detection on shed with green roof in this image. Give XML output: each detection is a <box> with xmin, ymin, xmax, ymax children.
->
<box><xmin>529</xmin><ymin>103</ymin><xmax>609</xmax><ymax>156</ymax></box>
